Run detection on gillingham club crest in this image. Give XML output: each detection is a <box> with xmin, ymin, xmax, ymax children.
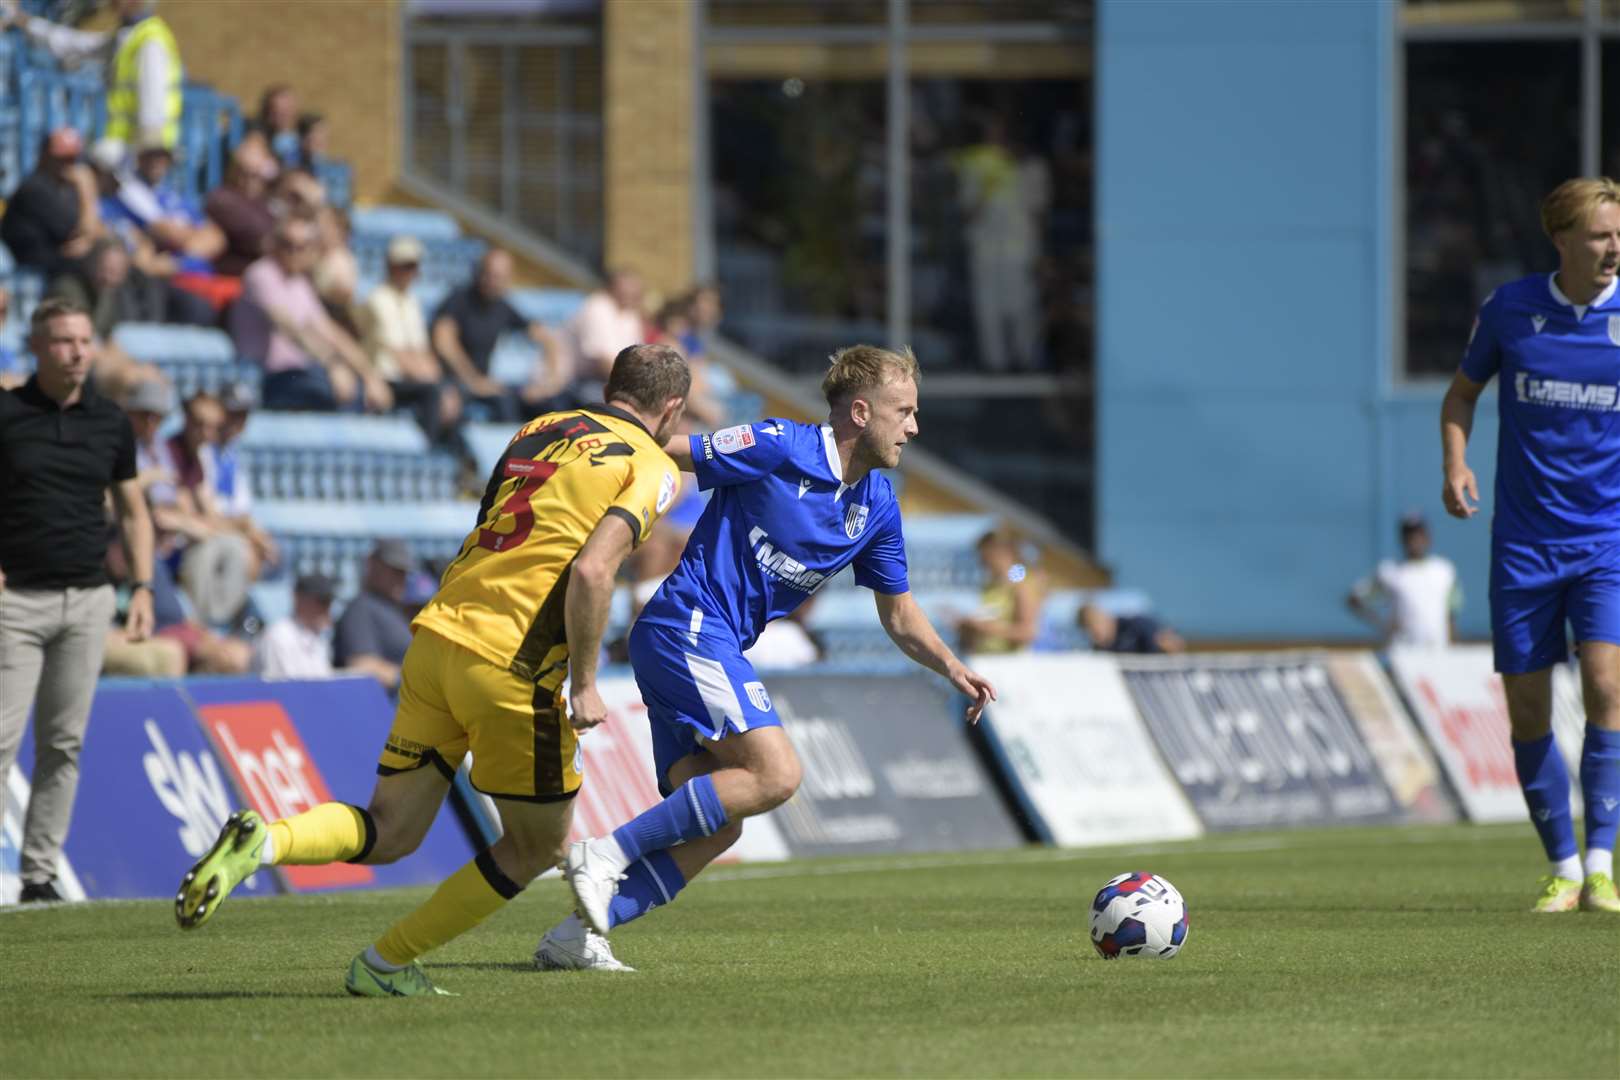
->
<box><xmin>844</xmin><ymin>502</ymin><xmax>870</xmax><ymax>539</ymax></box>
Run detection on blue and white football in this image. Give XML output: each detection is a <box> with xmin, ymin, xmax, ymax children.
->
<box><xmin>1090</xmin><ymin>871</ymin><xmax>1189</xmax><ymax>960</ymax></box>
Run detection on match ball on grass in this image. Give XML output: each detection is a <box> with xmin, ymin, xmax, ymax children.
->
<box><xmin>1090</xmin><ymin>871</ymin><xmax>1189</xmax><ymax>960</ymax></box>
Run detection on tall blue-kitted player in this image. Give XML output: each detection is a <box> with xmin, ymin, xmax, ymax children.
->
<box><xmin>1441</xmin><ymin>177</ymin><xmax>1620</xmax><ymax>914</ymax></box>
<box><xmin>531</xmin><ymin>345</ymin><xmax>996</xmax><ymax>970</ymax></box>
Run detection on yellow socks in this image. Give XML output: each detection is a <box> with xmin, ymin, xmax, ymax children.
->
<box><xmin>267</xmin><ymin>803</ymin><xmax>375</xmax><ymax>865</ymax></box>
<box><xmin>372</xmin><ymin>851</ymin><xmax>524</xmax><ymax>967</ymax></box>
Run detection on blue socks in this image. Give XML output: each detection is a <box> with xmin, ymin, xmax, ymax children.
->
<box><xmin>1514</xmin><ymin>733</ymin><xmax>1578</xmax><ymax>863</ymax></box>
<box><xmin>1581</xmin><ymin>726</ymin><xmax>1620</xmax><ymax>858</ymax></box>
<box><xmin>608</xmin><ymin>850</ymin><xmax>686</xmax><ymax>929</ymax></box>
<box><xmin>611</xmin><ymin>775</ymin><xmax>728</xmax><ymax>863</ymax></box>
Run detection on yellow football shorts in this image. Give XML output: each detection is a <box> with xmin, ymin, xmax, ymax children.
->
<box><xmin>378</xmin><ymin>628</ymin><xmax>581</xmax><ymax>802</ymax></box>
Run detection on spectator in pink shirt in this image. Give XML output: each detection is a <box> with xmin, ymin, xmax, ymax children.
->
<box><xmin>228</xmin><ymin>217</ymin><xmax>391</xmax><ymax>413</ymax></box>
<box><xmin>569</xmin><ymin>267</ymin><xmax>645</xmax><ymax>385</ymax></box>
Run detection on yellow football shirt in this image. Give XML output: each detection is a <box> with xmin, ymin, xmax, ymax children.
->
<box><xmin>413</xmin><ymin>404</ymin><xmax>680</xmax><ymax>687</ymax></box>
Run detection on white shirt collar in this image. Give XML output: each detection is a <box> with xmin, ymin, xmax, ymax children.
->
<box><xmin>820</xmin><ymin>424</ymin><xmax>850</xmax><ymax>500</ymax></box>
<box><xmin>1547</xmin><ymin>272</ymin><xmax>1618</xmax><ymax>318</ymax></box>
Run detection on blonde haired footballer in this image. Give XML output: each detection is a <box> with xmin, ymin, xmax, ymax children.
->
<box><xmin>174</xmin><ymin>344</ymin><xmax>690</xmax><ymax>996</ymax></box>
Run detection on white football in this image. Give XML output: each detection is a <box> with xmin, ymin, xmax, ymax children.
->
<box><xmin>1089</xmin><ymin>871</ymin><xmax>1189</xmax><ymax>959</ymax></box>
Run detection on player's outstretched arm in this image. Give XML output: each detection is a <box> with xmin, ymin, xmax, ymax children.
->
<box><xmin>873</xmin><ymin>590</ymin><xmax>996</xmax><ymax>723</ymax></box>
<box><xmin>563</xmin><ymin>511</ymin><xmax>638</xmax><ymax>731</ymax></box>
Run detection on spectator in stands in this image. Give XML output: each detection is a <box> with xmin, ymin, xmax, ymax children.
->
<box><xmin>252</xmin><ymin>84</ymin><xmax>303</xmax><ymax>168</ymax></box>
<box><xmin>569</xmin><ymin>267</ymin><xmax>645</xmax><ymax>384</ymax></box>
<box><xmin>1346</xmin><ymin>512</ymin><xmax>1460</xmax><ymax>648</ymax></box>
<box><xmin>101</xmin><ymin>534</ymin><xmax>186</xmax><ymax>678</ymax></box>
<box><xmin>48</xmin><ymin>238</ymin><xmax>151</xmax><ymax>340</ymax></box>
<box><xmin>0</xmin><ymin>128</ymin><xmax>98</xmax><ymax>278</ymax></box>
<box><xmin>230</xmin><ymin>217</ymin><xmax>392</xmax><ymax>413</ymax></box>
<box><xmin>97</xmin><ymin>137</ymin><xmax>227</xmax><ymax>301</ymax></box>
<box><xmin>254</xmin><ymin>574</ymin><xmax>337</xmax><ymax>680</ymax></box>
<box><xmin>955</xmin><ymin>526</ymin><xmax>1043</xmax><ymax>654</ymax></box>
<box><xmin>298</xmin><ymin>112</ymin><xmax>331</xmax><ymax>171</ymax></box>
<box><xmin>653</xmin><ymin>296</ymin><xmax>725</xmax><ymax>428</ymax></box>
<box><xmin>744</xmin><ymin>595</ymin><xmax>824</xmax><ymax>670</ymax></box>
<box><xmin>0</xmin><ymin>298</ymin><xmax>155</xmax><ymax>904</ymax></box>
<box><xmin>1079</xmin><ymin>602</ymin><xmax>1184</xmax><ymax>655</ymax></box>
<box><xmin>431</xmin><ymin>248</ymin><xmax>572</xmax><ymax>421</ymax></box>
<box><xmin>268</xmin><ymin>166</ymin><xmax>328</xmax><ymax>222</ymax></box>
<box><xmin>206</xmin><ymin>136</ymin><xmax>278</xmax><ymax>277</ymax></box>
<box><xmin>124</xmin><ymin>380</ymin><xmax>253</xmax><ymax>626</ymax></box>
<box><xmin>167</xmin><ymin>390</ymin><xmax>273</xmax><ymax>584</ymax></box>
<box><xmin>209</xmin><ymin>383</ymin><xmax>275</xmax><ymax>568</ymax></box>
<box><xmin>361</xmin><ymin>235</ymin><xmax>461</xmax><ymax>443</ymax></box>
<box><xmin>333</xmin><ymin>540</ymin><xmax>416</xmax><ymax>691</ymax></box>
<box><xmin>311</xmin><ymin>206</ymin><xmax>360</xmax><ymax>338</ymax></box>
<box><xmin>3</xmin><ymin>0</ymin><xmax>182</xmax><ymax>154</ymax></box>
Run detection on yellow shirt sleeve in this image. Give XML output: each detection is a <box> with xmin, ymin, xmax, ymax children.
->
<box><xmin>608</xmin><ymin>456</ymin><xmax>680</xmax><ymax>546</ymax></box>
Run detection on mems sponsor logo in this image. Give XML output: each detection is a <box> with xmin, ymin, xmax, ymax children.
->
<box><xmin>1515</xmin><ymin>373</ymin><xmax>1620</xmax><ymax>411</ymax></box>
<box><xmin>748</xmin><ymin>526</ymin><xmax>828</xmax><ymax>592</ymax></box>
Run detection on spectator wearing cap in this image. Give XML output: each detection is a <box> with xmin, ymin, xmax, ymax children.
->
<box><xmin>0</xmin><ymin>298</ymin><xmax>155</xmax><ymax>904</ymax></box>
<box><xmin>211</xmin><ymin>383</ymin><xmax>258</xmax><ymax>523</ymax></box>
<box><xmin>333</xmin><ymin>540</ymin><xmax>417</xmax><ymax>690</ymax></box>
<box><xmin>253</xmin><ymin>574</ymin><xmax>336</xmax><ymax>680</ymax></box>
<box><xmin>205</xmin><ymin>136</ymin><xmax>278</xmax><ymax>278</ymax></box>
<box><xmin>431</xmin><ymin>248</ymin><xmax>574</xmax><ymax>422</ymax></box>
<box><xmin>361</xmin><ymin>236</ymin><xmax>461</xmax><ymax>443</ymax></box>
<box><xmin>1347</xmin><ymin>513</ymin><xmax>1460</xmax><ymax>648</ymax></box>
<box><xmin>1080</xmin><ymin>602</ymin><xmax>1184</xmax><ymax>655</ymax></box>
<box><xmin>3</xmin><ymin>0</ymin><xmax>182</xmax><ymax>153</ymax></box>
<box><xmin>230</xmin><ymin>217</ymin><xmax>392</xmax><ymax>414</ymax></box>
<box><xmin>0</xmin><ymin>128</ymin><xmax>99</xmax><ymax>277</ymax></box>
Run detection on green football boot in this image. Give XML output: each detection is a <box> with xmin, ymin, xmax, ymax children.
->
<box><xmin>345</xmin><ymin>952</ymin><xmax>456</xmax><ymax>998</ymax></box>
<box><xmin>1531</xmin><ymin>874</ymin><xmax>1581</xmax><ymax>913</ymax></box>
<box><xmin>175</xmin><ymin>810</ymin><xmax>266</xmax><ymax>930</ymax></box>
<box><xmin>1580</xmin><ymin>872</ymin><xmax>1620</xmax><ymax>913</ymax></box>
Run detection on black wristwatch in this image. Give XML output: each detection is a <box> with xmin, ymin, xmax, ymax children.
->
<box><xmin>130</xmin><ymin>581</ymin><xmax>152</xmax><ymax>594</ymax></box>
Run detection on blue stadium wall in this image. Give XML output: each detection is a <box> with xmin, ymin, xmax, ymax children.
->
<box><xmin>1096</xmin><ymin>0</ymin><xmax>1497</xmax><ymax>640</ymax></box>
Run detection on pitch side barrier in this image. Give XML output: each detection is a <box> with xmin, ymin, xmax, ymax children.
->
<box><xmin>971</xmin><ymin>652</ymin><xmax>1457</xmax><ymax>844</ymax></box>
<box><xmin>1384</xmin><ymin>645</ymin><xmax>1586</xmax><ymax>824</ymax></box>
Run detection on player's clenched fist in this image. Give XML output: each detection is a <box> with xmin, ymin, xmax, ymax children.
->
<box><xmin>569</xmin><ymin>684</ymin><xmax>609</xmax><ymax>732</ymax></box>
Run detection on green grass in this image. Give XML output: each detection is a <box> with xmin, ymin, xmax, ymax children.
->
<box><xmin>4</xmin><ymin>823</ymin><xmax>1617</xmax><ymax>1078</ymax></box>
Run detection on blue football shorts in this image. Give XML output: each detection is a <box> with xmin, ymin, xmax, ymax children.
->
<box><xmin>627</xmin><ymin>619</ymin><xmax>781</xmax><ymax>796</ymax></box>
<box><xmin>1489</xmin><ymin>536</ymin><xmax>1620</xmax><ymax>674</ymax></box>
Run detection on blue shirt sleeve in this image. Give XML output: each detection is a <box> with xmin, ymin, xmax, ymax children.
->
<box><xmin>689</xmin><ymin>419</ymin><xmax>795</xmax><ymax>491</ymax></box>
<box><xmin>1459</xmin><ymin>291</ymin><xmax>1501</xmax><ymax>384</ymax></box>
<box><xmin>853</xmin><ymin>503</ymin><xmax>909</xmax><ymax>594</ymax></box>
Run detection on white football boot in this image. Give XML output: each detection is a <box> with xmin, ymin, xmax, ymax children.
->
<box><xmin>534</xmin><ymin>913</ymin><xmax>635</xmax><ymax>972</ymax></box>
<box><xmin>562</xmin><ymin>837</ymin><xmax>627</xmax><ymax>936</ymax></box>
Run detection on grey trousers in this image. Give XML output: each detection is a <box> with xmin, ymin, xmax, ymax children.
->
<box><xmin>0</xmin><ymin>584</ymin><xmax>116</xmax><ymax>886</ymax></box>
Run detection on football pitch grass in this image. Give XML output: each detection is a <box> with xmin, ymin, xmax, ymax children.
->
<box><xmin>4</xmin><ymin>823</ymin><xmax>1616</xmax><ymax>1079</ymax></box>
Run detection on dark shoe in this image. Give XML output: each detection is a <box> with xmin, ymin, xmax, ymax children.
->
<box><xmin>19</xmin><ymin>880</ymin><xmax>63</xmax><ymax>903</ymax></box>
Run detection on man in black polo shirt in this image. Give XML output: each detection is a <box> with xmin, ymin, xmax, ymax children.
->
<box><xmin>430</xmin><ymin>248</ymin><xmax>574</xmax><ymax>421</ymax></box>
<box><xmin>0</xmin><ymin>298</ymin><xmax>156</xmax><ymax>903</ymax></box>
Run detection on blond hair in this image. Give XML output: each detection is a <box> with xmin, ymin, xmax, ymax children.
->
<box><xmin>821</xmin><ymin>344</ymin><xmax>919</xmax><ymax>407</ymax></box>
<box><xmin>1541</xmin><ymin>177</ymin><xmax>1620</xmax><ymax>239</ymax></box>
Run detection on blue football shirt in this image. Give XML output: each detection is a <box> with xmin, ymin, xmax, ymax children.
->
<box><xmin>637</xmin><ymin>418</ymin><xmax>909</xmax><ymax>649</ymax></box>
<box><xmin>1461</xmin><ymin>273</ymin><xmax>1620</xmax><ymax>544</ymax></box>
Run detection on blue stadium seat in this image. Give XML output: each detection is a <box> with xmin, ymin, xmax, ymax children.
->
<box><xmin>351</xmin><ymin>206</ymin><xmax>462</xmax><ymax>242</ymax></box>
<box><xmin>252</xmin><ymin>498</ymin><xmax>478</xmax><ymax>602</ymax></box>
<box><xmin>236</xmin><ymin>412</ymin><xmax>457</xmax><ymax>503</ymax></box>
<box><xmin>113</xmin><ymin>323</ymin><xmax>236</xmax><ymax>364</ymax></box>
<box><xmin>508</xmin><ymin>287</ymin><xmax>586</xmax><ymax>327</ymax></box>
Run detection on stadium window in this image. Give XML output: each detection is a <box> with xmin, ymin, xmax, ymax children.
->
<box><xmin>708</xmin><ymin>77</ymin><xmax>889</xmax><ymax>375</ymax></box>
<box><xmin>907</xmin><ymin>79</ymin><xmax>1090</xmax><ymax>375</ymax></box>
<box><xmin>1403</xmin><ymin>42</ymin><xmax>1580</xmax><ymax>378</ymax></box>
<box><xmin>1607</xmin><ymin>42</ymin><xmax>1620</xmax><ymax>179</ymax></box>
<box><xmin>707</xmin><ymin>1</ymin><xmax>885</xmax><ymax>27</ymax></box>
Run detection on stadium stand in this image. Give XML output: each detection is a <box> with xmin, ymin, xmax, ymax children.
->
<box><xmin>0</xmin><ymin>15</ymin><xmax>1143</xmax><ymax>664</ymax></box>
